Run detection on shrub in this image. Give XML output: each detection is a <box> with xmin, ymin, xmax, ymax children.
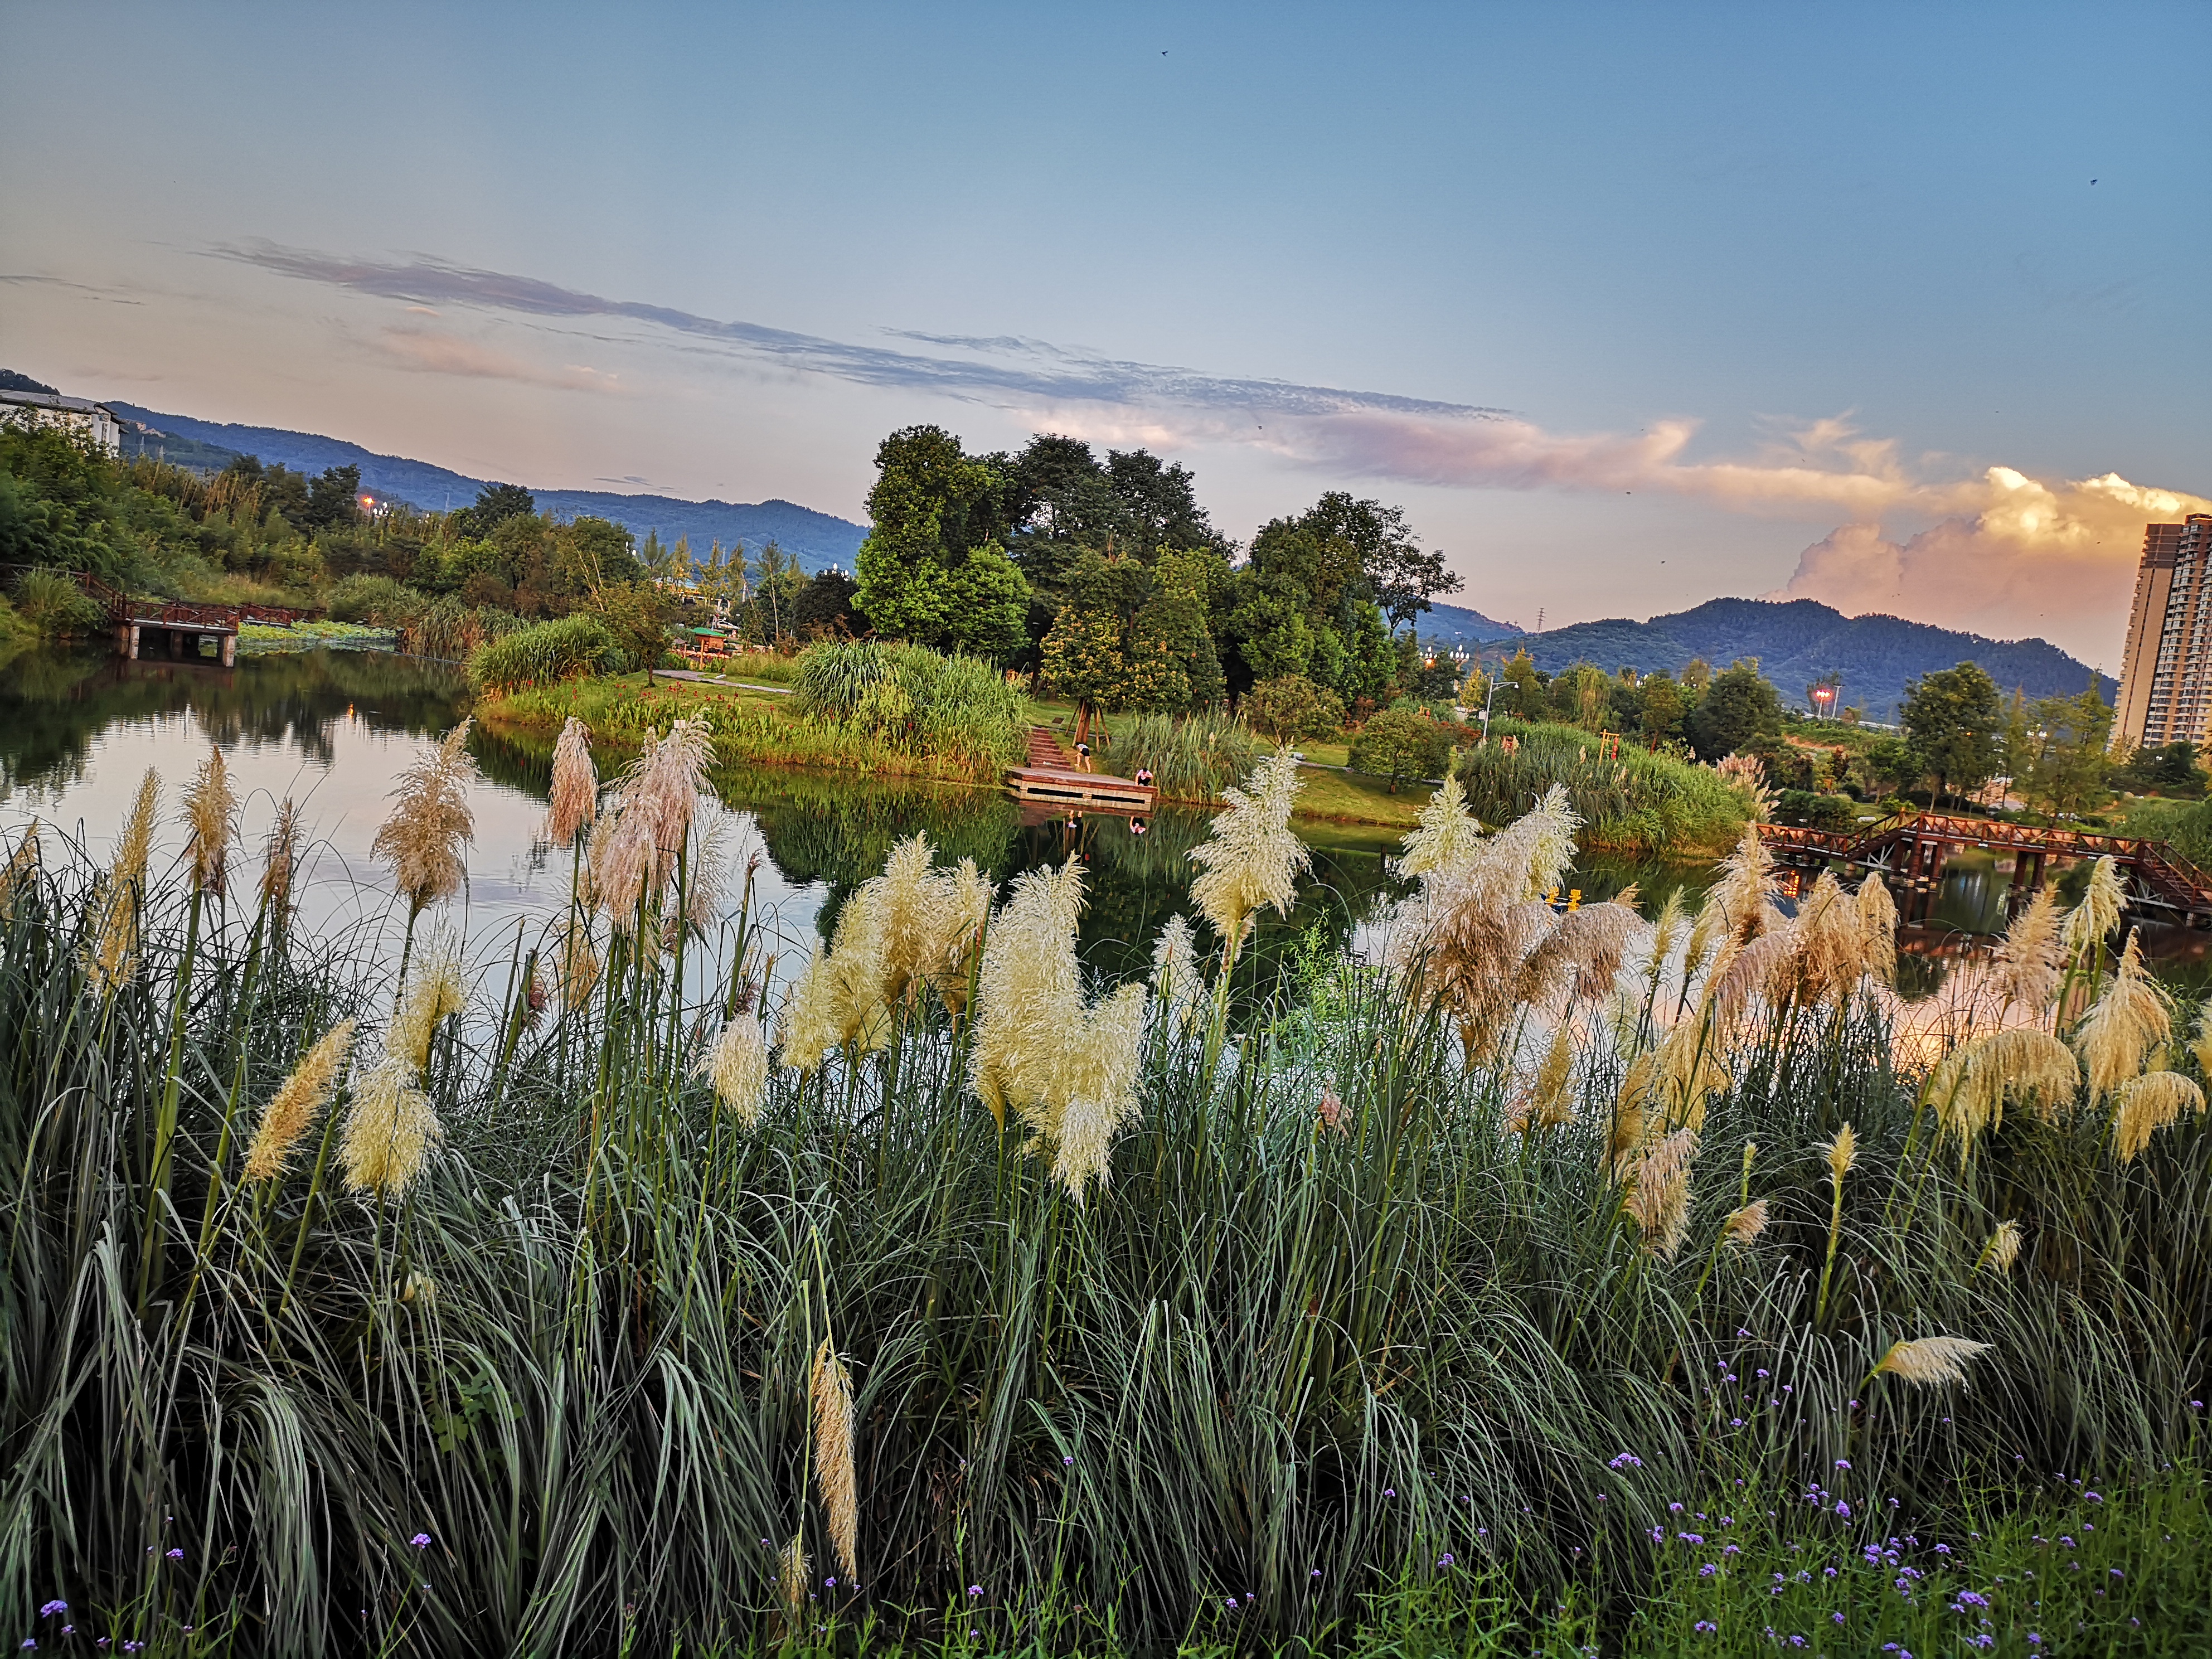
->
<box><xmin>1773</xmin><ymin>789</ymin><xmax>1859</xmax><ymax>833</ymax></box>
<box><xmin>468</xmin><ymin>613</ymin><xmax>621</xmax><ymax>693</ymax></box>
<box><xmin>1112</xmin><ymin>711</ymin><xmax>1262</xmax><ymax>802</ymax></box>
<box><xmin>1243</xmin><ymin>673</ymin><xmax>1345</xmax><ymax>744</ymax></box>
<box><xmin>326</xmin><ymin>573</ymin><xmax>414</xmax><ymax>624</ymax></box>
<box><xmin>1348</xmin><ymin>707</ymin><xmax>1452</xmax><ymax>792</ymax></box>
<box><xmin>9</xmin><ymin>566</ymin><xmax>107</xmax><ymax>639</ymax></box>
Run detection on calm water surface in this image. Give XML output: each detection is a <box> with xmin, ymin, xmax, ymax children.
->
<box><xmin>0</xmin><ymin>648</ymin><xmax>1404</xmax><ymax>995</ymax></box>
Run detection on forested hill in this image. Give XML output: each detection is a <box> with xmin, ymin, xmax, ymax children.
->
<box><xmin>104</xmin><ymin>404</ymin><xmax>869</xmax><ymax>572</ymax></box>
<box><xmin>1507</xmin><ymin>597</ymin><xmax>2113</xmax><ymax>721</ymax></box>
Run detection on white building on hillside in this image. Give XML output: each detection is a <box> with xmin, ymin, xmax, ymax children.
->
<box><xmin>0</xmin><ymin>390</ymin><xmax>125</xmax><ymax>455</ymax></box>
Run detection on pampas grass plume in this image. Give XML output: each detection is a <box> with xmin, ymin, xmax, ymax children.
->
<box><xmin>1</xmin><ymin>818</ymin><xmax>38</xmax><ymax>919</ymax></box>
<box><xmin>1397</xmin><ymin>771</ymin><xmax>1485</xmax><ymax>879</ymax></box>
<box><xmin>243</xmin><ymin>1020</ymin><xmax>357</xmax><ymax>1180</ymax></box>
<box><xmin>2061</xmin><ymin>856</ymin><xmax>2126</xmax><ymax>962</ymax></box>
<box><xmin>1982</xmin><ymin>1219</ymin><xmax>2024</xmax><ymax>1275</ymax></box>
<box><xmin>2074</xmin><ymin>932</ymin><xmax>2170</xmax><ymax>1100</ymax></box>
<box><xmin>182</xmin><ymin>745</ymin><xmax>235</xmax><ymax>896</ymax></box>
<box><xmin>1874</xmin><ymin>1335</ymin><xmax>1993</xmax><ymax>1387</ymax></box>
<box><xmin>2112</xmin><ymin>1069</ymin><xmax>2206</xmax><ymax>1163</ymax></box>
<box><xmin>1624</xmin><ymin>1127</ymin><xmax>1697</xmax><ymax>1258</ymax></box>
<box><xmin>89</xmin><ymin>769</ymin><xmax>159</xmax><ymax>997</ymax></box>
<box><xmin>372</xmin><ymin>720</ymin><xmax>476</xmax><ymax>917</ymax></box>
<box><xmin>811</xmin><ymin>1338</ymin><xmax>859</xmax><ymax>1579</ymax></box>
<box><xmin>546</xmin><ymin>716</ymin><xmax>598</xmax><ymax>847</ymax></box>
<box><xmin>1825</xmin><ymin>1122</ymin><xmax>1857</xmax><ymax>1184</ymax></box>
<box><xmin>1988</xmin><ymin>885</ymin><xmax>2063</xmax><ymax>1015</ymax></box>
<box><xmin>260</xmin><ymin>798</ymin><xmax>302</xmax><ymax>920</ymax></box>
<box><xmin>698</xmin><ymin>1013</ymin><xmax>770</xmax><ymax>1126</ymax></box>
<box><xmin>1149</xmin><ymin>914</ymin><xmax>1204</xmax><ymax>1034</ymax></box>
<box><xmin>1189</xmin><ymin>749</ymin><xmax>1309</xmax><ymax>963</ymax></box>
<box><xmin>1722</xmin><ymin>1198</ymin><xmax>1769</xmax><ymax>1248</ymax></box>
<box><xmin>777</xmin><ymin>1536</ymin><xmax>809</xmax><ymax>1622</ymax></box>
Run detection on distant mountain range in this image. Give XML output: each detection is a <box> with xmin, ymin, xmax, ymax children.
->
<box><xmin>104</xmin><ymin>404</ymin><xmax>869</xmax><ymax>573</ymax></box>
<box><xmin>1497</xmin><ymin>597</ymin><xmax>2112</xmax><ymax>722</ymax></box>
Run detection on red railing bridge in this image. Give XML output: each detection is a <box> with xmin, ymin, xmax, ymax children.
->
<box><xmin>1763</xmin><ymin>811</ymin><xmax>2212</xmax><ymax>929</ymax></box>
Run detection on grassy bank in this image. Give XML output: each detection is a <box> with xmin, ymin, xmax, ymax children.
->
<box><xmin>478</xmin><ymin>672</ymin><xmax>1013</xmax><ymax>784</ymax></box>
<box><xmin>5</xmin><ymin>738</ymin><xmax>2208</xmax><ymax>1654</ymax></box>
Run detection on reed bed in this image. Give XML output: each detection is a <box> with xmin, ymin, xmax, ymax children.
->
<box><xmin>1</xmin><ymin>740</ymin><xmax>2206</xmax><ymax>1656</ymax></box>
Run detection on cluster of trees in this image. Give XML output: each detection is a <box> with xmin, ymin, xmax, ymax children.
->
<box><xmin>1471</xmin><ymin>651</ymin><xmax>1785</xmax><ymax>761</ymax></box>
<box><xmin>846</xmin><ymin>425</ymin><xmax>1465</xmax><ymax>719</ymax></box>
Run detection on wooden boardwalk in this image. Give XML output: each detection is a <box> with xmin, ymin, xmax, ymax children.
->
<box><xmin>1005</xmin><ymin>726</ymin><xmax>1157</xmax><ymax>813</ymax></box>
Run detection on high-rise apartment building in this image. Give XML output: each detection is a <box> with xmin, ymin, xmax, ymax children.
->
<box><xmin>2113</xmin><ymin>515</ymin><xmax>2212</xmax><ymax>751</ymax></box>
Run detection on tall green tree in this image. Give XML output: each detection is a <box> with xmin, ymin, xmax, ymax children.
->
<box><xmin>1900</xmin><ymin>661</ymin><xmax>2005</xmax><ymax>804</ymax></box>
<box><xmin>1685</xmin><ymin>662</ymin><xmax>1783</xmax><ymax>760</ymax></box>
<box><xmin>853</xmin><ymin>425</ymin><xmax>1026</xmax><ymax>650</ymax></box>
<box><xmin>2020</xmin><ymin>682</ymin><xmax>2113</xmax><ymax>817</ymax></box>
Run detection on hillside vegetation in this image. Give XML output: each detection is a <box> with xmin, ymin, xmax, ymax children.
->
<box><xmin>1508</xmin><ymin>596</ymin><xmax>2110</xmax><ymax>721</ymax></box>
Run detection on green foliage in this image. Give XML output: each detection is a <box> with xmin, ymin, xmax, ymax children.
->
<box><xmin>1347</xmin><ymin>706</ymin><xmax>1451</xmax><ymax>792</ymax></box>
<box><xmin>2112</xmin><ymin>738</ymin><xmax>2207</xmax><ymax>799</ymax></box>
<box><xmin>853</xmin><ymin>425</ymin><xmax>1024</xmax><ymax>646</ymax></box>
<box><xmin>589</xmin><ymin>581</ymin><xmax>672</xmax><ymax>677</ymax></box>
<box><xmin>1685</xmin><ymin>661</ymin><xmax>1784</xmax><ymax>759</ymax></box>
<box><xmin>1110</xmin><ymin>711</ymin><xmax>1262</xmax><ymax>802</ymax></box>
<box><xmin>466</xmin><ymin>613</ymin><xmax>621</xmax><ymax>693</ymax></box>
<box><xmin>8</xmin><ymin>566</ymin><xmax>106</xmax><ymax>639</ymax></box>
<box><xmin>1458</xmin><ymin>720</ymin><xmax>1751</xmax><ymax>852</ymax></box>
<box><xmin>1902</xmin><ymin>661</ymin><xmax>2005</xmax><ymax>802</ymax></box>
<box><xmin>1772</xmin><ymin>788</ymin><xmax>1859</xmax><ymax>832</ymax></box>
<box><xmin>1241</xmin><ymin>673</ymin><xmax>1345</xmax><ymax>744</ymax></box>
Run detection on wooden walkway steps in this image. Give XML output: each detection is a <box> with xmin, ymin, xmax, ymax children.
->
<box><xmin>1006</xmin><ymin>727</ymin><xmax>1156</xmax><ymax>813</ymax></box>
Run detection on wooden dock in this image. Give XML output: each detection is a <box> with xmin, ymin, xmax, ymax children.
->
<box><xmin>1005</xmin><ymin>726</ymin><xmax>1157</xmax><ymax>813</ymax></box>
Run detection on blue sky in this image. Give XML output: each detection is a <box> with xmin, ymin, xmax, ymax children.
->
<box><xmin>3</xmin><ymin>1</ymin><xmax>2205</xmax><ymax>661</ymax></box>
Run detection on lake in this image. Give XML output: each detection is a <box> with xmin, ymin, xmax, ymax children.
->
<box><xmin>6</xmin><ymin>644</ymin><xmax>2164</xmax><ymax>1005</ymax></box>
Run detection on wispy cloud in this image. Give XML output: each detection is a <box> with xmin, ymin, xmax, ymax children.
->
<box><xmin>216</xmin><ymin>241</ymin><xmax>1493</xmax><ymax>421</ymax></box>
<box><xmin>218</xmin><ymin>241</ymin><xmax>2205</xmax><ymax>656</ymax></box>
<box><xmin>374</xmin><ymin>325</ymin><xmax>622</xmax><ymax>392</ymax></box>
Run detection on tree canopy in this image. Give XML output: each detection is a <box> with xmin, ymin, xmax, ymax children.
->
<box><xmin>1902</xmin><ymin>662</ymin><xmax>2005</xmax><ymax>803</ymax></box>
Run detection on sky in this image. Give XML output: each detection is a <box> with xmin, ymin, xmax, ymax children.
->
<box><xmin>2</xmin><ymin>1</ymin><xmax>2206</xmax><ymax>666</ymax></box>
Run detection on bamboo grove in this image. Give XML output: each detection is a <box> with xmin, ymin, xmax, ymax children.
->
<box><xmin>1</xmin><ymin>724</ymin><xmax>2206</xmax><ymax>1655</ymax></box>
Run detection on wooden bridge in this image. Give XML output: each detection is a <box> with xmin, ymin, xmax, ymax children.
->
<box><xmin>5</xmin><ymin>565</ymin><xmax>317</xmax><ymax>667</ymax></box>
<box><xmin>1763</xmin><ymin>810</ymin><xmax>2212</xmax><ymax>928</ymax></box>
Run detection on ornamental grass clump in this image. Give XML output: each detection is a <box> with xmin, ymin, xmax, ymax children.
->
<box><xmin>13</xmin><ymin>722</ymin><xmax>2212</xmax><ymax>1655</ymax></box>
<box><xmin>0</xmin><ymin>818</ymin><xmax>38</xmax><ymax>919</ymax></box>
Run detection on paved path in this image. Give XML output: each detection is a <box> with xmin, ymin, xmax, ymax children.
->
<box><xmin>656</xmin><ymin>670</ymin><xmax>793</xmax><ymax>693</ymax></box>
